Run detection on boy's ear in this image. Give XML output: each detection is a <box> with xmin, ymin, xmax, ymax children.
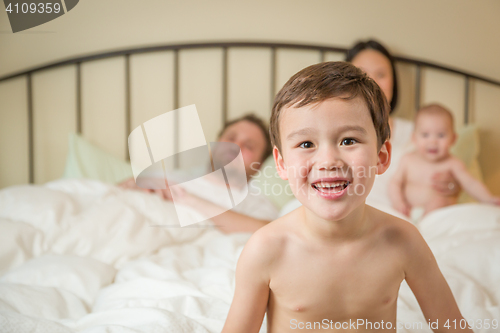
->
<box><xmin>376</xmin><ymin>140</ymin><xmax>392</xmax><ymax>175</ymax></box>
<box><xmin>273</xmin><ymin>146</ymin><xmax>288</xmax><ymax>180</ymax></box>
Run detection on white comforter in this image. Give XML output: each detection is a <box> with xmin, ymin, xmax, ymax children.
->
<box><xmin>0</xmin><ymin>179</ymin><xmax>499</xmax><ymax>332</ymax></box>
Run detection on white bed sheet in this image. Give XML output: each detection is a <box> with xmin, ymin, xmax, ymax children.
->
<box><xmin>0</xmin><ymin>179</ymin><xmax>499</xmax><ymax>332</ymax></box>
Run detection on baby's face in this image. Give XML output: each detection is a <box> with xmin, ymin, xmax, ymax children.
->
<box><xmin>413</xmin><ymin>114</ymin><xmax>455</xmax><ymax>162</ymax></box>
<box><xmin>274</xmin><ymin>97</ymin><xmax>390</xmax><ymax>222</ymax></box>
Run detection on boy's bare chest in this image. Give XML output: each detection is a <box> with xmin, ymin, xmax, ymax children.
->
<box><xmin>268</xmin><ymin>241</ymin><xmax>404</xmax><ymax>319</ymax></box>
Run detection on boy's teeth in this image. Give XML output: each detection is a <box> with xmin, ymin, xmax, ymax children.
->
<box><xmin>315</xmin><ymin>181</ymin><xmax>348</xmax><ymax>188</ymax></box>
<box><xmin>312</xmin><ymin>181</ymin><xmax>349</xmax><ymax>192</ymax></box>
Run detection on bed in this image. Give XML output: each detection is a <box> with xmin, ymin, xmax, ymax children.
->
<box><xmin>1</xmin><ymin>41</ymin><xmax>500</xmax><ymax>332</ymax></box>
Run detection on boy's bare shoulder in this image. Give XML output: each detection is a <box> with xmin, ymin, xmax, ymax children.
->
<box><xmin>368</xmin><ymin>206</ymin><xmax>425</xmax><ymax>250</ymax></box>
<box><xmin>242</xmin><ymin>208</ymin><xmax>301</xmax><ymax>266</ymax></box>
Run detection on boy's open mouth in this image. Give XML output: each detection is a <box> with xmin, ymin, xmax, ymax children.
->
<box><xmin>311</xmin><ymin>180</ymin><xmax>350</xmax><ymax>194</ymax></box>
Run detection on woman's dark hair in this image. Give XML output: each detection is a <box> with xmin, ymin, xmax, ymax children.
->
<box><xmin>345</xmin><ymin>39</ymin><xmax>399</xmax><ymax>114</ymax></box>
<box><xmin>218</xmin><ymin>113</ymin><xmax>272</xmax><ymax>163</ymax></box>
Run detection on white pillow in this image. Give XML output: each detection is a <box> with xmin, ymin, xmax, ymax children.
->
<box><xmin>0</xmin><ymin>283</ymin><xmax>87</xmax><ymax>321</ymax></box>
<box><xmin>1</xmin><ymin>254</ymin><xmax>116</xmax><ymax>306</ymax></box>
<box><xmin>0</xmin><ymin>220</ymin><xmax>43</xmax><ymax>275</ymax></box>
<box><xmin>0</xmin><ymin>310</ymin><xmax>73</xmax><ymax>333</ymax></box>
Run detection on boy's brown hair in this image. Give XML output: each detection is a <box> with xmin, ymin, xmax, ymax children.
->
<box><xmin>270</xmin><ymin>61</ymin><xmax>391</xmax><ymax>154</ymax></box>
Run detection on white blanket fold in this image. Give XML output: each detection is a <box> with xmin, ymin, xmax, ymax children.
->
<box><xmin>1</xmin><ymin>179</ymin><xmax>499</xmax><ymax>333</ymax></box>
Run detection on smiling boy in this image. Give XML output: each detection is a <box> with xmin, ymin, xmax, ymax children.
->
<box><xmin>221</xmin><ymin>62</ymin><xmax>472</xmax><ymax>332</ymax></box>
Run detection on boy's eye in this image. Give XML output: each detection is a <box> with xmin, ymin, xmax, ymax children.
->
<box><xmin>340</xmin><ymin>138</ymin><xmax>357</xmax><ymax>146</ymax></box>
<box><xmin>438</xmin><ymin>133</ymin><xmax>445</xmax><ymax>138</ymax></box>
<box><xmin>299</xmin><ymin>141</ymin><xmax>314</xmax><ymax>149</ymax></box>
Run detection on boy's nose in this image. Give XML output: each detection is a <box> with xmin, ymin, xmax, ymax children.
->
<box><xmin>315</xmin><ymin>147</ymin><xmax>345</xmax><ymax>170</ymax></box>
<box><xmin>318</xmin><ymin>159</ymin><xmax>344</xmax><ymax>170</ymax></box>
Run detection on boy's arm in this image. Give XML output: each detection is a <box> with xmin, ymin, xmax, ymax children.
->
<box><xmin>450</xmin><ymin>159</ymin><xmax>500</xmax><ymax>205</ymax></box>
<box><xmin>388</xmin><ymin>155</ymin><xmax>411</xmax><ymax>216</ymax></box>
<box><xmin>222</xmin><ymin>229</ymin><xmax>275</xmax><ymax>333</ymax></box>
<box><xmin>403</xmin><ymin>223</ymin><xmax>473</xmax><ymax>332</ymax></box>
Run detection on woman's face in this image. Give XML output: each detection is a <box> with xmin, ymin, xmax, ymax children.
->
<box><xmin>351</xmin><ymin>49</ymin><xmax>394</xmax><ymax>104</ymax></box>
<box><xmin>217</xmin><ymin>120</ymin><xmax>267</xmax><ymax>178</ymax></box>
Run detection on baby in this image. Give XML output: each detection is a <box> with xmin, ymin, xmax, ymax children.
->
<box><xmin>389</xmin><ymin>104</ymin><xmax>500</xmax><ymax>218</ymax></box>
<box><xmin>222</xmin><ymin>63</ymin><xmax>472</xmax><ymax>332</ymax></box>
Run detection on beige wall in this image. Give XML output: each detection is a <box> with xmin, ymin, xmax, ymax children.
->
<box><xmin>1</xmin><ymin>0</ymin><xmax>499</xmax><ymax>82</ymax></box>
<box><xmin>0</xmin><ymin>0</ymin><xmax>499</xmax><ymax>194</ymax></box>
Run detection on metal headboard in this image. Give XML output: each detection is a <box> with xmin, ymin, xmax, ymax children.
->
<box><xmin>1</xmin><ymin>41</ymin><xmax>499</xmax><ymax>184</ymax></box>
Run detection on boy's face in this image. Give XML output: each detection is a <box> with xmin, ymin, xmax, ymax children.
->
<box><xmin>274</xmin><ymin>97</ymin><xmax>391</xmax><ymax>222</ymax></box>
<box><xmin>413</xmin><ymin>114</ymin><xmax>456</xmax><ymax>162</ymax></box>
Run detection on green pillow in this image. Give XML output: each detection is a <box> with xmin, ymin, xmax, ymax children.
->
<box><xmin>63</xmin><ymin>133</ymin><xmax>133</xmax><ymax>184</ymax></box>
<box><xmin>451</xmin><ymin>125</ymin><xmax>481</xmax><ymax>172</ymax></box>
<box><xmin>450</xmin><ymin>125</ymin><xmax>483</xmax><ymax>203</ymax></box>
<box><xmin>250</xmin><ymin>156</ymin><xmax>295</xmax><ymax>209</ymax></box>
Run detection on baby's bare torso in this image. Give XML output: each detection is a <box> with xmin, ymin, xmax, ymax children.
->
<box><xmin>403</xmin><ymin>153</ymin><xmax>458</xmax><ymax>213</ymax></box>
<box><xmin>266</xmin><ymin>207</ymin><xmax>406</xmax><ymax>332</ymax></box>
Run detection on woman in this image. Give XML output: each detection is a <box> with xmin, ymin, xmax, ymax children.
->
<box><xmin>346</xmin><ymin>39</ymin><xmax>460</xmax><ymax>209</ymax></box>
<box><xmin>121</xmin><ymin>114</ymin><xmax>278</xmax><ymax>233</ymax></box>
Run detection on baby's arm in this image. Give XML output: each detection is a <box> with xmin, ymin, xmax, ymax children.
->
<box><xmin>388</xmin><ymin>154</ymin><xmax>411</xmax><ymax>216</ymax></box>
<box><xmin>403</xmin><ymin>223</ymin><xmax>473</xmax><ymax>332</ymax></box>
<box><xmin>221</xmin><ymin>229</ymin><xmax>274</xmax><ymax>333</ymax></box>
<box><xmin>450</xmin><ymin>159</ymin><xmax>500</xmax><ymax>205</ymax></box>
